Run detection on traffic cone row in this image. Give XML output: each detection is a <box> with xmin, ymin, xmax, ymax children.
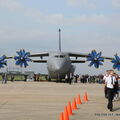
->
<box><xmin>77</xmin><ymin>94</ymin><xmax>82</xmax><ymax>104</ymax></box>
<box><xmin>68</xmin><ymin>101</ymin><xmax>73</xmax><ymax>116</ymax></box>
<box><xmin>83</xmin><ymin>92</ymin><xmax>88</xmax><ymax>102</ymax></box>
<box><xmin>59</xmin><ymin>92</ymin><xmax>89</xmax><ymax>120</ymax></box>
<box><xmin>72</xmin><ymin>98</ymin><xmax>78</xmax><ymax>110</ymax></box>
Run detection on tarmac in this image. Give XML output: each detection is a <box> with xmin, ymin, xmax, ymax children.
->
<box><xmin>0</xmin><ymin>82</ymin><xmax>120</xmax><ymax>120</ymax></box>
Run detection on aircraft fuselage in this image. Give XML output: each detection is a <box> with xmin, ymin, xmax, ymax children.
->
<box><xmin>47</xmin><ymin>52</ymin><xmax>75</xmax><ymax>79</ymax></box>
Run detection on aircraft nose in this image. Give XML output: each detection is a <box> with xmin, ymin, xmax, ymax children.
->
<box><xmin>55</xmin><ymin>65</ymin><xmax>62</xmax><ymax>71</ymax></box>
<box><xmin>54</xmin><ymin>61</ymin><xmax>64</xmax><ymax>71</ymax></box>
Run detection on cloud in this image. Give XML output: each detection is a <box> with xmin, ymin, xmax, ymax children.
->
<box><xmin>0</xmin><ymin>28</ymin><xmax>48</xmax><ymax>42</ymax></box>
<box><xmin>23</xmin><ymin>9</ymin><xmax>120</xmax><ymax>28</ymax></box>
<box><xmin>0</xmin><ymin>0</ymin><xmax>24</xmax><ymax>11</ymax></box>
<box><xmin>0</xmin><ymin>0</ymin><xmax>111</xmax><ymax>26</ymax></box>
<box><xmin>25</xmin><ymin>9</ymin><xmax>108</xmax><ymax>26</ymax></box>
<box><xmin>67</xmin><ymin>14</ymin><xmax>107</xmax><ymax>25</ymax></box>
<box><xmin>112</xmin><ymin>0</ymin><xmax>120</xmax><ymax>9</ymax></box>
<box><xmin>0</xmin><ymin>1</ymin><xmax>120</xmax><ymax>30</ymax></box>
<box><xmin>66</xmin><ymin>0</ymin><xmax>79</xmax><ymax>6</ymax></box>
<box><xmin>66</xmin><ymin>0</ymin><xmax>96</xmax><ymax>9</ymax></box>
<box><xmin>26</xmin><ymin>10</ymin><xmax>65</xmax><ymax>25</ymax></box>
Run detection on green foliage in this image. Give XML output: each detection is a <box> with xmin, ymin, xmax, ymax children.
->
<box><xmin>0</xmin><ymin>75</ymin><xmax>25</xmax><ymax>81</ymax></box>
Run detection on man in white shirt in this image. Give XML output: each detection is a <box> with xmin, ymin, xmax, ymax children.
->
<box><xmin>103</xmin><ymin>70</ymin><xmax>110</xmax><ymax>98</ymax></box>
<box><xmin>105</xmin><ymin>70</ymin><xmax>116</xmax><ymax>112</ymax></box>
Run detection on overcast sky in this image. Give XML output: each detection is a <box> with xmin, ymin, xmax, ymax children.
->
<box><xmin>0</xmin><ymin>0</ymin><xmax>120</xmax><ymax>75</ymax></box>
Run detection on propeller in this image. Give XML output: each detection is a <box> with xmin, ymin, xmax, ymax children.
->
<box><xmin>0</xmin><ymin>55</ymin><xmax>7</xmax><ymax>68</ymax></box>
<box><xmin>14</xmin><ymin>49</ymin><xmax>31</xmax><ymax>68</ymax></box>
<box><xmin>111</xmin><ymin>54</ymin><xmax>120</xmax><ymax>71</ymax></box>
<box><xmin>87</xmin><ymin>50</ymin><xmax>104</xmax><ymax>68</ymax></box>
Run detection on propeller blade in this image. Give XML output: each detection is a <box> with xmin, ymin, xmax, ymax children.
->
<box><xmin>87</xmin><ymin>50</ymin><xmax>104</xmax><ymax>68</ymax></box>
<box><xmin>15</xmin><ymin>49</ymin><xmax>31</xmax><ymax>68</ymax></box>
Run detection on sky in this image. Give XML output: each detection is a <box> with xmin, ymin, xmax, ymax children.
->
<box><xmin>0</xmin><ymin>0</ymin><xmax>120</xmax><ymax>75</ymax></box>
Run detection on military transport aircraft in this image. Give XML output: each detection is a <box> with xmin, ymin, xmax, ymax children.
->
<box><xmin>0</xmin><ymin>29</ymin><xmax>120</xmax><ymax>80</ymax></box>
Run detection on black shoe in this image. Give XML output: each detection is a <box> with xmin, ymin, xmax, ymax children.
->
<box><xmin>107</xmin><ymin>105</ymin><xmax>110</xmax><ymax>109</ymax></box>
<box><xmin>110</xmin><ymin>108</ymin><xmax>113</xmax><ymax>112</ymax></box>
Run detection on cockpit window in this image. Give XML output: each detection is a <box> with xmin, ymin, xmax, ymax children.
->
<box><xmin>54</xmin><ymin>55</ymin><xmax>65</xmax><ymax>58</ymax></box>
<box><xmin>60</xmin><ymin>55</ymin><xmax>65</xmax><ymax>58</ymax></box>
<box><xmin>54</xmin><ymin>55</ymin><xmax>59</xmax><ymax>58</ymax></box>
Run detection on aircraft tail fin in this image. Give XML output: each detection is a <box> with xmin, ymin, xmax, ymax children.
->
<box><xmin>59</xmin><ymin>29</ymin><xmax>61</xmax><ymax>52</ymax></box>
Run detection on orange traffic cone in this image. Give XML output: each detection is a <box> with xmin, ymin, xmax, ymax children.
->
<box><xmin>72</xmin><ymin>98</ymin><xmax>78</xmax><ymax>110</ymax></box>
<box><xmin>64</xmin><ymin>106</ymin><xmax>69</xmax><ymax>120</ymax></box>
<box><xmin>67</xmin><ymin>101</ymin><xmax>73</xmax><ymax>116</ymax></box>
<box><xmin>77</xmin><ymin>94</ymin><xmax>82</xmax><ymax>104</ymax></box>
<box><xmin>60</xmin><ymin>112</ymin><xmax>64</xmax><ymax>120</ymax></box>
<box><xmin>83</xmin><ymin>92</ymin><xmax>88</xmax><ymax>102</ymax></box>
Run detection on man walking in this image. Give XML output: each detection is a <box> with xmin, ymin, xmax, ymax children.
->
<box><xmin>105</xmin><ymin>70</ymin><xmax>116</xmax><ymax>112</ymax></box>
<box><xmin>103</xmin><ymin>70</ymin><xmax>110</xmax><ymax>98</ymax></box>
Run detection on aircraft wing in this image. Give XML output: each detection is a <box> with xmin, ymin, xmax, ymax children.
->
<box><xmin>29</xmin><ymin>52</ymin><xmax>49</xmax><ymax>63</ymax></box>
<box><xmin>68</xmin><ymin>52</ymin><xmax>88</xmax><ymax>58</ymax></box>
<box><xmin>102</xmin><ymin>56</ymin><xmax>114</xmax><ymax>60</ymax></box>
<box><xmin>68</xmin><ymin>52</ymin><xmax>114</xmax><ymax>60</ymax></box>
<box><xmin>5</xmin><ymin>52</ymin><xmax>49</xmax><ymax>59</ymax></box>
<box><xmin>30</xmin><ymin>52</ymin><xmax>49</xmax><ymax>57</ymax></box>
<box><xmin>32</xmin><ymin>60</ymin><xmax>47</xmax><ymax>63</ymax></box>
<box><xmin>0</xmin><ymin>50</ymin><xmax>49</xmax><ymax>68</ymax></box>
<box><xmin>71</xmin><ymin>60</ymin><xmax>86</xmax><ymax>63</ymax></box>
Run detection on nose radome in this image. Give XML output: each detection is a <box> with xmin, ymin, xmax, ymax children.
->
<box><xmin>55</xmin><ymin>65</ymin><xmax>62</xmax><ymax>71</ymax></box>
<box><xmin>54</xmin><ymin>61</ymin><xmax>64</xmax><ymax>71</ymax></box>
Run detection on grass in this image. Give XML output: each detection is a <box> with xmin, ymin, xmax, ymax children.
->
<box><xmin>0</xmin><ymin>75</ymin><xmax>48</xmax><ymax>81</ymax></box>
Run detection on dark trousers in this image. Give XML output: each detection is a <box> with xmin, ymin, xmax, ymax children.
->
<box><xmin>107</xmin><ymin>88</ymin><xmax>114</xmax><ymax>109</ymax></box>
<box><xmin>104</xmin><ymin>86</ymin><xmax>108</xmax><ymax>98</ymax></box>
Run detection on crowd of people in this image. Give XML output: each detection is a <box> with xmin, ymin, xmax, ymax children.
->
<box><xmin>65</xmin><ymin>74</ymin><xmax>105</xmax><ymax>84</ymax></box>
<box><xmin>1</xmin><ymin>73</ymin><xmax>29</xmax><ymax>83</ymax></box>
<box><xmin>103</xmin><ymin>70</ymin><xmax>120</xmax><ymax>112</ymax></box>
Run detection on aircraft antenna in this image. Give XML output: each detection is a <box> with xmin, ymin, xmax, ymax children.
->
<box><xmin>59</xmin><ymin>29</ymin><xmax>61</xmax><ymax>52</ymax></box>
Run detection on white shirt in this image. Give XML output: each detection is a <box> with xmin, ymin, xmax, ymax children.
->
<box><xmin>103</xmin><ymin>74</ymin><xmax>109</xmax><ymax>81</ymax></box>
<box><xmin>65</xmin><ymin>75</ymin><xmax>68</xmax><ymax>79</ymax></box>
<box><xmin>105</xmin><ymin>75</ymin><xmax>116</xmax><ymax>89</ymax></box>
<box><xmin>103</xmin><ymin>76</ymin><xmax>107</xmax><ymax>81</ymax></box>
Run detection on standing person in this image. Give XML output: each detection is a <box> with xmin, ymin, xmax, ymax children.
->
<box><xmin>114</xmin><ymin>74</ymin><xmax>119</xmax><ymax>100</ymax></box>
<box><xmin>2</xmin><ymin>73</ymin><xmax>7</xmax><ymax>84</ymax></box>
<box><xmin>37</xmin><ymin>74</ymin><xmax>40</xmax><ymax>81</ymax></box>
<box><xmin>11</xmin><ymin>74</ymin><xmax>14</xmax><ymax>82</ymax></box>
<box><xmin>105</xmin><ymin>70</ymin><xmax>116</xmax><ymax>112</ymax></box>
<box><xmin>2</xmin><ymin>73</ymin><xmax>5</xmax><ymax>84</ymax></box>
<box><xmin>103</xmin><ymin>70</ymin><xmax>110</xmax><ymax>98</ymax></box>
<box><xmin>24</xmin><ymin>74</ymin><xmax>27</xmax><ymax>82</ymax></box>
<box><xmin>4</xmin><ymin>73</ymin><xmax>7</xmax><ymax>84</ymax></box>
<box><xmin>34</xmin><ymin>74</ymin><xmax>37</xmax><ymax>81</ymax></box>
<box><xmin>65</xmin><ymin>74</ymin><xmax>68</xmax><ymax>83</ymax></box>
<box><xmin>118</xmin><ymin>76</ymin><xmax>120</xmax><ymax>91</ymax></box>
<box><xmin>69</xmin><ymin>73</ymin><xmax>73</xmax><ymax>84</ymax></box>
